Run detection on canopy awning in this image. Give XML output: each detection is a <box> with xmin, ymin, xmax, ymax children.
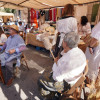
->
<box><xmin>0</xmin><ymin>0</ymin><xmax>99</xmax><ymax>10</ymax></box>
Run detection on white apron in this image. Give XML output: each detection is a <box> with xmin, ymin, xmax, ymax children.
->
<box><xmin>85</xmin><ymin>22</ymin><xmax>100</xmax><ymax>81</ymax></box>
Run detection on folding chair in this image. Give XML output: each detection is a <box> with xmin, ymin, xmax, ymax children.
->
<box><xmin>60</xmin><ymin>62</ymin><xmax>88</xmax><ymax>100</ymax></box>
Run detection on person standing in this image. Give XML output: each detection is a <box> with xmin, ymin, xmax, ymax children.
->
<box><xmin>54</xmin><ymin>4</ymin><xmax>77</xmax><ymax>57</ymax></box>
<box><xmin>85</xmin><ymin>22</ymin><xmax>100</xmax><ymax>82</ymax></box>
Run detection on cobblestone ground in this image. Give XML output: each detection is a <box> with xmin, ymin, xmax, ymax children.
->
<box><xmin>0</xmin><ymin>45</ymin><xmax>53</xmax><ymax>100</ymax></box>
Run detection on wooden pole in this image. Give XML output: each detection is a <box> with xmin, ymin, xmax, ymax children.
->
<box><xmin>50</xmin><ymin>49</ymin><xmax>55</xmax><ymax>59</ymax></box>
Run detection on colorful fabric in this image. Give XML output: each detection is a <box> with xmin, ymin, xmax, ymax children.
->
<box><xmin>52</xmin><ymin>8</ymin><xmax>56</xmax><ymax>22</ymax></box>
<box><xmin>45</xmin><ymin>10</ymin><xmax>49</xmax><ymax>21</ymax></box>
<box><xmin>30</xmin><ymin>8</ymin><xmax>38</xmax><ymax>28</ymax></box>
<box><xmin>56</xmin><ymin>8</ymin><xmax>61</xmax><ymax>19</ymax></box>
<box><xmin>49</xmin><ymin>9</ymin><xmax>52</xmax><ymax>21</ymax></box>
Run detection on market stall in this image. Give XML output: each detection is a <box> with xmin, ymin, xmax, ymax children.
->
<box><xmin>0</xmin><ymin>12</ymin><xmax>14</xmax><ymax>23</ymax></box>
<box><xmin>0</xmin><ymin>0</ymin><xmax>99</xmax><ymax>53</ymax></box>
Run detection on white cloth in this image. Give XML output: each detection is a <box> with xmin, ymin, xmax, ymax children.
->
<box><xmin>36</xmin><ymin>34</ymin><xmax>42</xmax><ymax>41</ymax></box>
<box><xmin>56</xmin><ymin>17</ymin><xmax>77</xmax><ymax>47</ymax></box>
<box><xmin>0</xmin><ymin>34</ymin><xmax>7</xmax><ymax>43</ymax></box>
<box><xmin>36</xmin><ymin>30</ymin><xmax>58</xmax><ymax>50</ymax></box>
<box><xmin>78</xmin><ymin>22</ymin><xmax>91</xmax><ymax>35</ymax></box>
<box><xmin>52</xmin><ymin>47</ymin><xmax>86</xmax><ymax>85</ymax></box>
<box><xmin>39</xmin><ymin>23</ymin><xmax>50</xmax><ymax>32</ymax></box>
<box><xmin>85</xmin><ymin>22</ymin><xmax>100</xmax><ymax>81</ymax></box>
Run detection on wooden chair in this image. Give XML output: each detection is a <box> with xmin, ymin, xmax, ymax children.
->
<box><xmin>0</xmin><ymin>63</ymin><xmax>5</xmax><ymax>84</ymax></box>
<box><xmin>60</xmin><ymin>62</ymin><xmax>88</xmax><ymax>100</ymax></box>
<box><xmin>0</xmin><ymin>53</ymin><xmax>29</xmax><ymax>84</ymax></box>
<box><xmin>13</xmin><ymin>53</ymin><xmax>29</xmax><ymax>72</ymax></box>
<box><xmin>20</xmin><ymin>53</ymin><xmax>29</xmax><ymax>70</ymax></box>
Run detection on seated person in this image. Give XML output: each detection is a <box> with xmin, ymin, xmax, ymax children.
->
<box><xmin>0</xmin><ymin>27</ymin><xmax>7</xmax><ymax>48</ymax></box>
<box><xmin>0</xmin><ymin>24</ymin><xmax>26</xmax><ymax>86</ymax></box>
<box><xmin>7</xmin><ymin>18</ymin><xmax>15</xmax><ymax>25</ymax></box>
<box><xmin>78</xmin><ymin>16</ymin><xmax>91</xmax><ymax>36</ymax></box>
<box><xmin>38</xmin><ymin>32</ymin><xmax>86</xmax><ymax>99</ymax></box>
<box><xmin>18</xmin><ymin>21</ymin><xmax>25</xmax><ymax>33</ymax></box>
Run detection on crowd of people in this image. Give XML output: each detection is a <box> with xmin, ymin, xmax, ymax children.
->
<box><xmin>38</xmin><ymin>4</ymin><xmax>100</xmax><ymax>100</ymax></box>
<box><xmin>0</xmin><ymin>3</ymin><xmax>100</xmax><ymax>100</ymax></box>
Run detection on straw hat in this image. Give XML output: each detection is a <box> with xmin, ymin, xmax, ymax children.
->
<box><xmin>4</xmin><ymin>24</ymin><xmax>19</xmax><ymax>31</ymax></box>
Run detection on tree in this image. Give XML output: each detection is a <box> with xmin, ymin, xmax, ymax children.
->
<box><xmin>4</xmin><ymin>8</ymin><xmax>16</xmax><ymax>14</ymax></box>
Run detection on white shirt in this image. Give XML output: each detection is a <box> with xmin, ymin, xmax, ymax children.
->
<box><xmin>52</xmin><ymin>47</ymin><xmax>86</xmax><ymax>85</ymax></box>
<box><xmin>56</xmin><ymin>17</ymin><xmax>77</xmax><ymax>47</ymax></box>
<box><xmin>91</xmin><ymin>22</ymin><xmax>100</xmax><ymax>41</ymax></box>
<box><xmin>0</xmin><ymin>34</ymin><xmax>7</xmax><ymax>43</ymax></box>
<box><xmin>78</xmin><ymin>22</ymin><xmax>91</xmax><ymax>35</ymax></box>
<box><xmin>18</xmin><ymin>25</ymin><xmax>25</xmax><ymax>32</ymax></box>
<box><xmin>85</xmin><ymin>22</ymin><xmax>100</xmax><ymax>81</ymax></box>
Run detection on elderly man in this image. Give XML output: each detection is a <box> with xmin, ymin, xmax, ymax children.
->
<box><xmin>39</xmin><ymin>32</ymin><xmax>86</xmax><ymax>99</ymax></box>
<box><xmin>0</xmin><ymin>24</ymin><xmax>26</xmax><ymax>86</ymax></box>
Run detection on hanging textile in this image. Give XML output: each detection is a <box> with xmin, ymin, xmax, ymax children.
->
<box><xmin>49</xmin><ymin>9</ymin><xmax>52</xmax><ymax>21</ymax></box>
<box><xmin>61</xmin><ymin>8</ymin><xmax>63</xmax><ymax>17</ymax></box>
<box><xmin>91</xmin><ymin>4</ymin><xmax>99</xmax><ymax>22</ymax></box>
<box><xmin>95</xmin><ymin>5</ymin><xmax>100</xmax><ymax>24</ymax></box>
<box><xmin>30</xmin><ymin>8</ymin><xmax>38</xmax><ymax>28</ymax></box>
<box><xmin>45</xmin><ymin>10</ymin><xmax>49</xmax><ymax>21</ymax></box>
<box><xmin>56</xmin><ymin>8</ymin><xmax>61</xmax><ymax>19</ymax></box>
<box><xmin>52</xmin><ymin>8</ymin><xmax>56</xmax><ymax>22</ymax></box>
<box><xmin>36</xmin><ymin>11</ymin><xmax>39</xmax><ymax>19</ymax></box>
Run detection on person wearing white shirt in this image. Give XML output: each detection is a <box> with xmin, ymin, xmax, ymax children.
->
<box><xmin>85</xmin><ymin>21</ymin><xmax>100</xmax><ymax>82</ymax></box>
<box><xmin>18</xmin><ymin>21</ymin><xmax>25</xmax><ymax>32</ymax></box>
<box><xmin>0</xmin><ymin>27</ymin><xmax>7</xmax><ymax>47</ymax></box>
<box><xmin>54</xmin><ymin>4</ymin><xmax>77</xmax><ymax>57</ymax></box>
<box><xmin>38</xmin><ymin>32</ymin><xmax>86</xmax><ymax>98</ymax></box>
<box><xmin>78</xmin><ymin>16</ymin><xmax>91</xmax><ymax>36</ymax></box>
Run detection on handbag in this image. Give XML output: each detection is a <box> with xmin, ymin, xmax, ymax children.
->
<box><xmin>81</xmin><ymin>34</ymin><xmax>99</xmax><ymax>47</ymax></box>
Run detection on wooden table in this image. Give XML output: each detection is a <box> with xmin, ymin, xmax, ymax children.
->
<box><xmin>26</xmin><ymin>33</ymin><xmax>87</xmax><ymax>52</ymax></box>
<box><xmin>25</xmin><ymin>33</ymin><xmax>44</xmax><ymax>48</ymax></box>
<box><xmin>26</xmin><ymin>33</ymin><xmax>53</xmax><ymax>48</ymax></box>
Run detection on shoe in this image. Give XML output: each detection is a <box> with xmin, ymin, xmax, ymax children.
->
<box><xmin>6</xmin><ymin>78</ymin><xmax>14</xmax><ymax>86</ymax></box>
<box><xmin>40</xmin><ymin>79</ymin><xmax>56</xmax><ymax>92</ymax></box>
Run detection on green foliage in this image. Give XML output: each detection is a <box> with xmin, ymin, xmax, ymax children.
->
<box><xmin>4</xmin><ymin>8</ymin><xmax>16</xmax><ymax>14</ymax></box>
